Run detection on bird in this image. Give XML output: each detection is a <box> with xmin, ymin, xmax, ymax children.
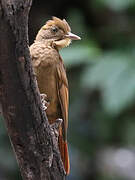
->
<box><xmin>30</xmin><ymin>16</ymin><xmax>81</xmax><ymax>175</ymax></box>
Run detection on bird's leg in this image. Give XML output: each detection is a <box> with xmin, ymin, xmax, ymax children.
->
<box><xmin>40</xmin><ymin>93</ymin><xmax>50</xmax><ymax>110</ymax></box>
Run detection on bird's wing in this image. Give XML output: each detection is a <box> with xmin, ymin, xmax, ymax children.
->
<box><xmin>56</xmin><ymin>61</ymin><xmax>69</xmax><ymax>141</ymax></box>
<box><xmin>56</xmin><ymin>60</ymin><xmax>70</xmax><ymax>174</ymax></box>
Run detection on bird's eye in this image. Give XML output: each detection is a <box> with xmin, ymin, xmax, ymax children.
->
<box><xmin>52</xmin><ymin>27</ymin><xmax>58</xmax><ymax>33</ymax></box>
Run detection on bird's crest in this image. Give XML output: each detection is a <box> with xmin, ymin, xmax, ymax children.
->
<box><xmin>43</xmin><ymin>17</ymin><xmax>71</xmax><ymax>33</ymax></box>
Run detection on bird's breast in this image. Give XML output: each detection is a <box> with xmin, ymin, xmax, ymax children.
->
<box><xmin>30</xmin><ymin>42</ymin><xmax>62</xmax><ymax>123</ymax></box>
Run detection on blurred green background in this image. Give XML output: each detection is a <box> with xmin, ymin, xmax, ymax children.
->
<box><xmin>1</xmin><ymin>0</ymin><xmax>135</xmax><ymax>179</ymax></box>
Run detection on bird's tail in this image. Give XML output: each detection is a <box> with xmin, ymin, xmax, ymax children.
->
<box><xmin>58</xmin><ymin>128</ymin><xmax>70</xmax><ymax>175</ymax></box>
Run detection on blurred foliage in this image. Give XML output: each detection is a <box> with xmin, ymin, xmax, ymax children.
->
<box><xmin>96</xmin><ymin>0</ymin><xmax>135</xmax><ymax>11</ymax></box>
<box><xmin>81</xmin><ymin>52</ymin><xmax>135</xmax><ymax>115</ymax></box>
<box><xmin>1</xmin><ymin>0</ymin><xmax>135</xmax><ymax>180</ymax></box>
<box><xmin>61</xmin><ymin>43</ymin><xmax>100</xmax><ymax>67</ymax></box>
<box><xmin>0</xmin><ymin>116</ymin><xmax>21</xmax><ymax>180</ymax></box>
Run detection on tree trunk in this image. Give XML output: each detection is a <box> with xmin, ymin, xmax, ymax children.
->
<box><xmin>0</xmin><ymin>0</ymin><xmax>65</xmax><ymax>179</ymax></box>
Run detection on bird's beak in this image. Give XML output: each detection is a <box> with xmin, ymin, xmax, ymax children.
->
<box><xmin>65</xmin><ymin>32</ymin><xmax>81</xmax><ymax>40</ymax></box>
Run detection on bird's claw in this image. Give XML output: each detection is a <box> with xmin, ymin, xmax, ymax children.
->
<box><xmin>50</xmin><ymin>118</ymin><xmax>63</xmax><ymax>139</ymax></box>
<box><xmin>40</xmin><ymin>93</ymin><xmax>50</xmax><ymax>110</ymax></box>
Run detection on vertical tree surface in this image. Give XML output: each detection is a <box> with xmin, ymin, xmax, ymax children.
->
<box><xmin>0</xmin><ymin>0</ymin><xmax>65</xmax><ymax>179</ymax></box>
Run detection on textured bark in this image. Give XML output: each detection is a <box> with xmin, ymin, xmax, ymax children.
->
<box><xmin>0</xmin><ymin>0</ymin><xmax>65</xmax><ymax>179</ymax></box>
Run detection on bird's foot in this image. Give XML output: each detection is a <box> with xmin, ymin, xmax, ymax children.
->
<box><xmin>40</xmin><ymin>93</ymin><xmax>50</xmax><ymax>110</ymax></box>
<box><xmin>50</xmin><ymin>118</ymin><xmax>63</xmax><ymax>139</ymax></box>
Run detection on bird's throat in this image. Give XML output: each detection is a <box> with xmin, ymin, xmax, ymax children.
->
<box><xmin>54</xmin><ymin>38</ymin><xmax>71</xmax><ymax>50</ymax></box>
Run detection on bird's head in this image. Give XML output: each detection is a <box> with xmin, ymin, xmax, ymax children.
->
<box><xmin>35</xmin><ymin>17</ymin><xmax>81</xmax><ymax>49</ymax></box>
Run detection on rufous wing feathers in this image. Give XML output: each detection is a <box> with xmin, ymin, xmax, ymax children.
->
<box><xmin>56</xmin><ymin>60</ymin><xmax>70</xmax><ymax>174</ymax></box>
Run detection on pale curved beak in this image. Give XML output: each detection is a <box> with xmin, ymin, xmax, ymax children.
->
<box><xmin>65</xmin><ymin>32</ymin><xmax>81</xmax><ymax>40</ymax></box>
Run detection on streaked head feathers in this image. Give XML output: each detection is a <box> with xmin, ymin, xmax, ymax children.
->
<box><xmin>35</xmin><ymin>16</ymin><xmax>81</xmax><ymax>49</ymax></box>
<box><xmin>43</xmin><ymin>17</ymin><xmax>71</xmax><ymax>33</ymax></box>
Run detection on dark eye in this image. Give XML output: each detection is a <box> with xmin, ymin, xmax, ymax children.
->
<box><xmin>52</xmin><ymin>27</ymin><xmax>58</xmax><ymax>33</ymax></box>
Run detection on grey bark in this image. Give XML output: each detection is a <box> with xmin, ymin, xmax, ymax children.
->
<box><xmin>0</xmin><ymin>0</ymin><xmax>65</xmax><ymax>179</ymax></box>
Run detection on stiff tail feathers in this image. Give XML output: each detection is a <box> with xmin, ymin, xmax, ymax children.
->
<box><xmin>58</xmin><ymin>129</ymin><xmax>70</xmax><ymax>175</ymax></box>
